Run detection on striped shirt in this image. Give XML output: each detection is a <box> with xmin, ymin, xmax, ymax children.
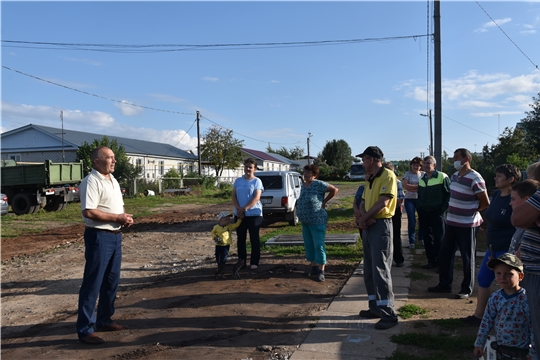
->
<box><xmin>521</xmin><ymin>189</ymin><xmax>540</xmax><ymax>274</ymax></box>
<box><xmin>446</xmin><ymin>169</ymin><xmax>486</xmax><ymax>228</ymax></box>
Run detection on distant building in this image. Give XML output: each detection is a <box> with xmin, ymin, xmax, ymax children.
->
<box><xmin>1</xmin><ymin>124</ymin><xmax>198</xmax><ymax>180</ymax></box>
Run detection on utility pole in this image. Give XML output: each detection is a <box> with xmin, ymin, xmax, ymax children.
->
<box><xmin>60</xmin><ymin>110</ymin><xmax>65</xmax><ymax>162</ymax></box>
<box><xmin>434</xmin><ymin>0</ymin><xmax>442</xmax><ymax>171</ymax></box>
<box><xmin>197</xmin><ymin>110</ymin><xmax>201</xmax><ymax>176</ymax></box>
<box><xmin>420</xmin><ymin>109</ymin><xmax>433</xmax><ymax>156</ymax></box>
<box><xmin>307</xmin><ymin>132</ymin><xmax>312</xmax><ymax>165</ymax></box>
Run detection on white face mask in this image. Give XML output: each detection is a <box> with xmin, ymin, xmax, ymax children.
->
<box><xmin>454</xmin><ymin>160</ymin><xmax>464</xmax><ymax>171</ymax></box>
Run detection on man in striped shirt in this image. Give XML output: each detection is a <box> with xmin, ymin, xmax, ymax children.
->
<box><xmin>428</xmin><ymin>148</ymin><xmax>490</xmax><ymax>299</ymax></box>
<box><xmin>511</xmin><ymin>187</ymin><xmax>540</xmax><ymax>358</ymax></box>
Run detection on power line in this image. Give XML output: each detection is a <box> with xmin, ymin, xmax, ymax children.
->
<box><xmin>200</xmin><ymin>115</ymin><xmax>303</xmax><ymax>146</ymax></box>
<box><xmin>2</xmin><ymin>65</ymin><xmax>195</xmax><ymax>116</ymax></box>
<box><xmin>443</xmin><ymin>114</ymin><xmax>498</xmax><ymax>139</ymax></box>
<box><xmin>475</xmin><ymin>1</ymin><xmax>539</xmax><ymax>70</ymax></box>
<box><xmin>2</xmin><ymin>35</ymin><xmax>432</xmax><ymax>53</ymax></box>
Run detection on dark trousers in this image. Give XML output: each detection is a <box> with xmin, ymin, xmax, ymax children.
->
<box><xmin>235</xmin><ymin>215</ymin><xmax>262</xmax><ymax>266</ymax></box>
<box><xmin>77</xmin><ymin>229</ymin><xmax>122</xmax><ymax>338</ymax></box>
<box><xmin>437</xmin><ymin>224</ymin><xmax>477</xmax><ymax>294</ymax></box>
<box><xmin>417</xmin><ymin>209</ymin><xmax>445</xmax><ymax>265</ymax></box>
<box><xmin>215</xmin><ymin>245</ymin><xmax>230</xmax><ymax>264</ymax></box>
<box><xmin>392</xmin><ymin>206</ymin><xmax>404</xmax><ymax>264</ymax></box>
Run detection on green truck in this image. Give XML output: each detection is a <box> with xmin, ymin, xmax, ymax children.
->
<box><xmin>1</xmin><ymin>160</ymin><xmax>84</xmax><ymax>215</ymax></box>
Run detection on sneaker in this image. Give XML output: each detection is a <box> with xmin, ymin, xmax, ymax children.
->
<box><xmin>462</xmin><ymin>315</ymin><xmax>482</xmax><ymax>325</ymax></box>
<box><xmin>427</xmin><ymin>285</ymin><xmax>452</xmax><ymax>293</ymax></box>
<box><xmin>250</xmin><ymin>265</ymin><xmax>258</xmax><ymax>270</ymax></box>
<box><xmin>318</xmin><ymin>272</ymin><xmax>325</xmax><ymax>282</ymax></box>
<box><xmin>455</xmin><ymin>292</ymin><xmax>471</xmax><ymax>299</ymax></box>
<box><xmin>409</xmin><ymin>244</ymin><xmax>415</xmax><ymax>249</ymax></box>
<box><xmin>374</xmin><ymin>319</ymin><xmax>398</xmax><ymax>330</ymax></box>
<box><xmin>359</xmin><ymin>310</ymin><xmax>381</xmax><ymax>319</ymax></box>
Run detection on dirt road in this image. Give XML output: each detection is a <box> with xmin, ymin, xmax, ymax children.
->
<box><xmin>1</xmin><ymin>199</ymin><xmax>358</xmax><ymax>360</ymax></box>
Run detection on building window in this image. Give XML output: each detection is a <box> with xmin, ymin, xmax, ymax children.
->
<box><xmin>9</xmin><ymin>154</ymin><xmax>21</xmax><ymax>162</ymax></box>
<box><xmin>160</xmin><ymin>160</ymin><xmax>165</xmax><ymax>175</ymax></box>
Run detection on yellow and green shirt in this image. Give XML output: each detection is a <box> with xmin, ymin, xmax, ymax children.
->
<box><xmin>362</xmin><ymin>167</ymin><xmax>397</xmax><ymax>219</ymax></box>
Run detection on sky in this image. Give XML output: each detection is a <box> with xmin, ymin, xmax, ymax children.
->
<box><xmin>2</xmin><ymin>1</ymin><xmax>540</xmax><ymax>161</ymax></box>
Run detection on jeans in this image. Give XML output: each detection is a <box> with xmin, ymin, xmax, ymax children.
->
<box><xmin>235</xmin><ymin>215</ymin><xmax>262</xmax><ymax>266</ymax></box>
<box><xmin>404</xmin><ymin>199</ymin><xmax>422</xmax><ymax>244</ymax></box>
<box><xmin>215</xmin><ymin>245</ymin><xmax>230</xmax><ymax>264</ymax></box>
<box><xmin>76</xmin><ymin>228</ymin><xmax>122</xmax><ymax>338</ymax></box>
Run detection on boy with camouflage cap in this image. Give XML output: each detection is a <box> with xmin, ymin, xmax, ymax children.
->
<box><xmin>473</xmin><ymin>253</ymin><xmax>535</xmax><ymax>360</ymax></box>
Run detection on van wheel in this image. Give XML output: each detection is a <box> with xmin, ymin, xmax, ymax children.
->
<box><xmin>288</xmin><ymin>207</ymin><xmax>299</xmax><ymax>226</ymax></box>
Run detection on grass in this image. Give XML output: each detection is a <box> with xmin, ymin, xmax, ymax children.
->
<box><xmin>406</xmin><ymin>271</ymin><xmax>432</xmax><ymax>281</ymax></box>
<box><xmin>398</xmin><ymin>304</ymin><xmax>428</xmax><ymax>319</ymax></box>
<box><xmin>1</xmin><ymin>187</ymin><xmax>232</xmax><ymax>238</ymax></box>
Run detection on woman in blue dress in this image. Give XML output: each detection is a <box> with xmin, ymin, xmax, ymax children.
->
<box><xmin>296</xmin><ymin>164</ymin><xmax>339</xmax><ymax>282</ymax></box>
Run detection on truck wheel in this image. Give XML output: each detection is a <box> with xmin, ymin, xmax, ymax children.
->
<box><xmin>44</xmin><ymin>198</ymin><xmax>66</xmax><ymax>212</ymax></box>
<box><xmin>288</xmin><ymin>207</ymin><xmax>299</xmax><ymax>226</ymax></box>
<box><xmin>12</xmin><ymin>193</ymin><xmax>34</xmax><ymax>215</ymax></box>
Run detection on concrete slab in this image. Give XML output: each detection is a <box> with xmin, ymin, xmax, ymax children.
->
<box><xmin>266</xmin><ymin>233</ymin><xmax>359</xmax><ymax>246</ymax></box>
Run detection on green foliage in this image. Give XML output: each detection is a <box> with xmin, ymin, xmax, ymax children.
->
<box><xmin>521</xmin><ymin>92</ymin><xmax>540</xmax><ymax>154</ymax></box>
<box><xmin>479</xmin><ymin>127</ymin><xmax>538</xmax><ymax>187</ymax></box>
<box><xmin>75</xmin><ymin>136</ymin><xmax>142</xmax><ymax>188</ymax></box>
<box><xmin>319</xmin><ymin>139</ymin><xmax>353</xmax><ymax>175</ymax></box>
<box><xmin>406</xmin><ymin>271</ymin><xmax>432</xmax><ymax>281</ymax></box>
<box><xmin>162</xmin><ymin>168</ymin><xmax>182</xmax><ymax>189</ymax></box>
<box><xmin>398</xmin><ymin>304</ymin><xmax>428</xmax><ymax>319</ymax></box>
<box><xmin>266</xmin><ymin>145</ymin><xmax>305</xmax><ymax>160</ymax></box>
<box><xmin>201</xmin><ymin>125</ymin><xmax>244</xmax><ymax>177</ymax></box>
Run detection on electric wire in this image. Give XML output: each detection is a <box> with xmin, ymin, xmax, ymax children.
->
<box><xmin>2</xmin><ymin>65</ymin><xmax>196</xmax><ymax>116</ymax></box>
<box><xmin>200</xmin><ymin>115</ymin><xmax>303</xmax><ymax>146</ymax></box>
<box><xmin>1</xmin><ymin>35</ymin><xmax>433</xmax><ymax>53</ymax></box>
<box><xmin>475</xmin><ymin>1</ymin><xmax>539</xmax><ymax>70</ymax></box>
<box><xmin>443</xmin><ymin>114</ymin><xmax>498</xmax><ymax>139</ymax></box>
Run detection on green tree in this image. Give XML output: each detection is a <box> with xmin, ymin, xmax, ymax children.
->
<box><xmin>162</xmin><ymin>168</ymin><xmax>182</xmax><ymax>189</ymax></box>
<box><xmin>200</xmin><ymin>125</ymin><xmax>244</xmax><ymax>177</ymax></box>
<box><xmin>319</xmin><ymin>139</ymin><xmax>352</xmax><ymax>175</ymax></box>
<box><xmin>521</xmin><ymin>92</ymin><xmax>540</xmax><ymax>154</ymax></box>
<box><xmin>478</xmin><ymin>127</ymin><xmax>538</xmax><ymax>187</ymax></box>
<box><xmin>76</xmin><ymin>136</ymin><xmax>142</xmax><ymax>189</ymax></box>
<box><xmin>266</xmin><ymin>145</ymin><xmax>305</xmax><ymax>160</ymax></box>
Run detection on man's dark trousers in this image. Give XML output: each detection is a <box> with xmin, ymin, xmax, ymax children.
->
<box><xmin>77</xmin><ymin>229</ymin><xmax>122</xmax><ymax>338</ymax></box>
<box><xmin>417</xmin><ymin>209</ymin><xmax>445</xmax><ymax>266</ymax></box>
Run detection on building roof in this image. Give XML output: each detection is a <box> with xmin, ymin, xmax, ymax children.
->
<box><xmin>1</xmin><ymin>124</ymin><xmax>197</xmax><ymax>161</ymax></box>
<box><xmin>242</xmin><ymin>148</ymin><xmax>284</xmax><ymax>163</ymax></box>
<box><xmin>267</xmin><ymin>152</ymin><xmax>300</xmax><ymax>166</ymax></box>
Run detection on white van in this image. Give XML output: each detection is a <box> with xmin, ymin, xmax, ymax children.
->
<box><xmin>257</xmin><ymin>171</ymin><xmax>303</xmax><ymax>226</ymax></box>
<box><xmin>344</xmin><ymin>162</ymin><xmax>365</xmax><ymax>181</ymax></box>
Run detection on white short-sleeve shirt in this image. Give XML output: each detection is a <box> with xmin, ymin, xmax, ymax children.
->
<box><xmin>80</xmin><ymin>169</ymin><xmax>124</xmax><ymax>230</ymax></box>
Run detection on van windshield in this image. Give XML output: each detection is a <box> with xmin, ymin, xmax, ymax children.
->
<box><xmin>350</xmin><ymin>164</ymin><xmax>365</xmax><ymax>175</ymax></box>
<box><xmin>258</xmin><ymin>176</ymin><xmax>283</xmax><ymax>190</ymax></box>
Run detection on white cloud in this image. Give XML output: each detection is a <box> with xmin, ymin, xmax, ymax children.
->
<box><xmin>459</xmin><ymin>100</ymin><xmax>500</xmax><ymax>108</ymax></box>
<box><xmin>475</xmin><ymin>18</ymin><xmax>512</xmax><ymax>33</ymax></box>
<box><xmin>256</xmin><ymin>128</ymin><xmax>304</xmax><ymax>140</ymax></box>
<box><xmin>0</xmin><ymin>102</ymin><xmax>197</xmax><ymax>152</ymax></box>
<box><xmin>372</xmin><ymin>99</ymin><xmax>391</xmax><ymax>105</ymax></box>
<box><xmin>114</xmin><ymin>100</ymin><xmax>145</xmax><ymax>116</ymax></box>
<box><xmin>59</xmin><ymin>56</ymin><xmax>102</xmax><ymax>66</ymax></box>
<box><xmin>520</xmin><ymin>30</ymin><xmax>536</xmax><ymax>35</ymax></box>
<box><xmin>270</xmin><ymin>80</ymin><xmax>280</xmax><ymax>83</ymax></box>
<box><xmin>203</xmin><ymin>76</ymin><xmax>219</xmax><ymax>82</ymax></box>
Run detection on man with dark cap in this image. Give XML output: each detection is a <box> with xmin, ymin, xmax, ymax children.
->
<box><xmin>354</xmin><ymin>146</ymin><xmax>399</xmax><ymax>329</ymax></box>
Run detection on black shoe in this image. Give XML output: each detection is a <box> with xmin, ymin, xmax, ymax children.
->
<box><xmin>359</xmin><ymin>310</ymin><xmax>381</xmax><ymax>319</ymax></box>
<box><xmin>455</xmin><ymin>292</ymin><xmax>471</xmax><ymax>299</ymax></box>
<box><xmin>374</xmin><ymin>319</ymin><xmax>398</xmax><ymax>330</ymax></box>
<box><xmin>427</xmin><ymin>285</ymin><xmax>452</xmax><ymax>293</ymax></box>
<box><xmin>461</xmin><ymin>315</ymin><xmax>482</xmax><ymax>325</ymax></box>
<box><xmin>421</xmin><ymin>263</ymin><xmax>438</xmax><ymax>269</ymax></box>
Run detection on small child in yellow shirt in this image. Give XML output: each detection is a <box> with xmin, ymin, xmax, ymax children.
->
<box><xmin>211</xmin><ymin>211</ymin><xmax>242</xmax><ymax>279</ymax></box>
